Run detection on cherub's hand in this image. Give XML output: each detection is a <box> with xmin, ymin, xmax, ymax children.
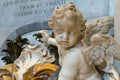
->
<box><xmin>38</xmin><ymin>30</ymin><xmax>50</xmax><ymax>43</ymax></box>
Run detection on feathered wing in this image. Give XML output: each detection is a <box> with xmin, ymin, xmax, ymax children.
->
<box><xmin>83</xmin><ymin>16</ymin><xmax>114</xmax><ymax>46</ymax></box>
<box><xmin>85</xmin><ymin>33</ymin><xmax>120</xmax><ymax>80</ymax></box>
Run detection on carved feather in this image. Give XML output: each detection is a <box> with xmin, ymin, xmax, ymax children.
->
<box><xmin>86</xmin><ymin>33</ymin><xmax>120</xmax><ymax>80</ymax></box>
<box><xmin>83</xmin><ymin>16</ymin><xmax>114</xmax><ymax>46</ymax></box>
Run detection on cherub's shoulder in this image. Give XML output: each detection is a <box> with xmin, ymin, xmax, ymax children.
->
<box><xmin>62</xmin><ymin>48</ymin><xmax>85</xmax><ymax>67</ymax></box>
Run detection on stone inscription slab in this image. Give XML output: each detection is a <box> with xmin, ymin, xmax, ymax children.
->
<box><xmin>1</xmin><ymin>0</ymin><xmax>65</xmax><ymax>18</ymax></box>
<box><xmin>0</xmin><ymin>0</ymin><xmax>111</xmax><ymax>30</ymax></box>
<box><xmin>0</xmin><ymin>0</ymin><xmax>66</xmax><ymax>28</ymax></box>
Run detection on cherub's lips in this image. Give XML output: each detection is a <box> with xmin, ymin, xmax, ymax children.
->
<box><xmin>61</xmin><ymin>40</ymin><xmax>68</xmax><ymax>42</ymax></box>
<box><xmin>61</xmin><ymin>41</ymin><xmax>68</xmax><ymax>45</ymax></box>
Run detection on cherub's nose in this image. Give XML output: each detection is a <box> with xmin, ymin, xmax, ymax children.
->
<box><xmin>62</xmin><ymin>32</ymin><xmax>69</xmax><ymax>40</ymax></box>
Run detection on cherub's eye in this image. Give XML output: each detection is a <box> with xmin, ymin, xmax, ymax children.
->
<box><xmin>57</xmin><ymin>30</ymin><xmax>63</xmax><ymax>34</ymax></box>
<box><xmin>80</xmin><ymin>30</ymin><xmax>85</xmax><ymax>32</ymax></box>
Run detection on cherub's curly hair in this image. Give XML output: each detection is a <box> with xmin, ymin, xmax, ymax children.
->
<box><xmin>48</xmin><ymin>2</ymin><xmax>86</xmax><ymax>39</ymax></box>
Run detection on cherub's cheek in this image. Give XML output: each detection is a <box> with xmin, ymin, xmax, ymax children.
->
<box><xmin>55</xmin><ymin>34</ymin><xmax>62</xmax><ymax>42</ymax></box>
<box><xmin>69</xmin><ymin>36</ymin><xmax>76</xmax><ymax>42</ymax></box>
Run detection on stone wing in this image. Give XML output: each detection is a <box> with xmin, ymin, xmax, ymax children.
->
<box><xmin>83</xmin><ymin>16</ymin><xmax>114</xmax><ymax>46</ymax></box>
<box><xmin>85</xmin><ymin>33</ymin><xmax>120</xmax><ymax>80</ymax></box>
<box><xmin>87</xmin><ymin>33</ymin><xmax>120</xmax><ymax>65</ymax></box>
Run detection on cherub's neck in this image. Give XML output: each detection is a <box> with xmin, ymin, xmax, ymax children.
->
<box><xmin>58</xmin><ymin>41</ymin><xmax>83</xmax><ymax>57</ymax></box>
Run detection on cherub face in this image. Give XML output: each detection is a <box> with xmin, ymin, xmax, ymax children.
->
<box><xmin>53</xmin><ymin>18</ymin><xmax>80</xmax><ymax>49</ymax></box>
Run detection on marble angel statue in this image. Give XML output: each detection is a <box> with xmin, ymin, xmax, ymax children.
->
<box><xmin>35</xmin><ymin>2</ymin><xmax>120</xmax><ymax>80</ymax></box>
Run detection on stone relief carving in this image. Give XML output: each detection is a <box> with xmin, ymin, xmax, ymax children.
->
<box><xmin>14</xmin><ymin>44</ymin><xmax>56</xmax><ymax>80</ymax></box>
<box><xmin>0</xmin><ymin>2</ymin><xmax>119</xmax><ymax>80</ymax></box>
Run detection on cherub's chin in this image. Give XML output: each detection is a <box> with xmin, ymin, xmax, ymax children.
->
<box><xmin>61</xmin><ymin>44</ymin><xmax>70</xmax><ymax>49</ymax></box>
